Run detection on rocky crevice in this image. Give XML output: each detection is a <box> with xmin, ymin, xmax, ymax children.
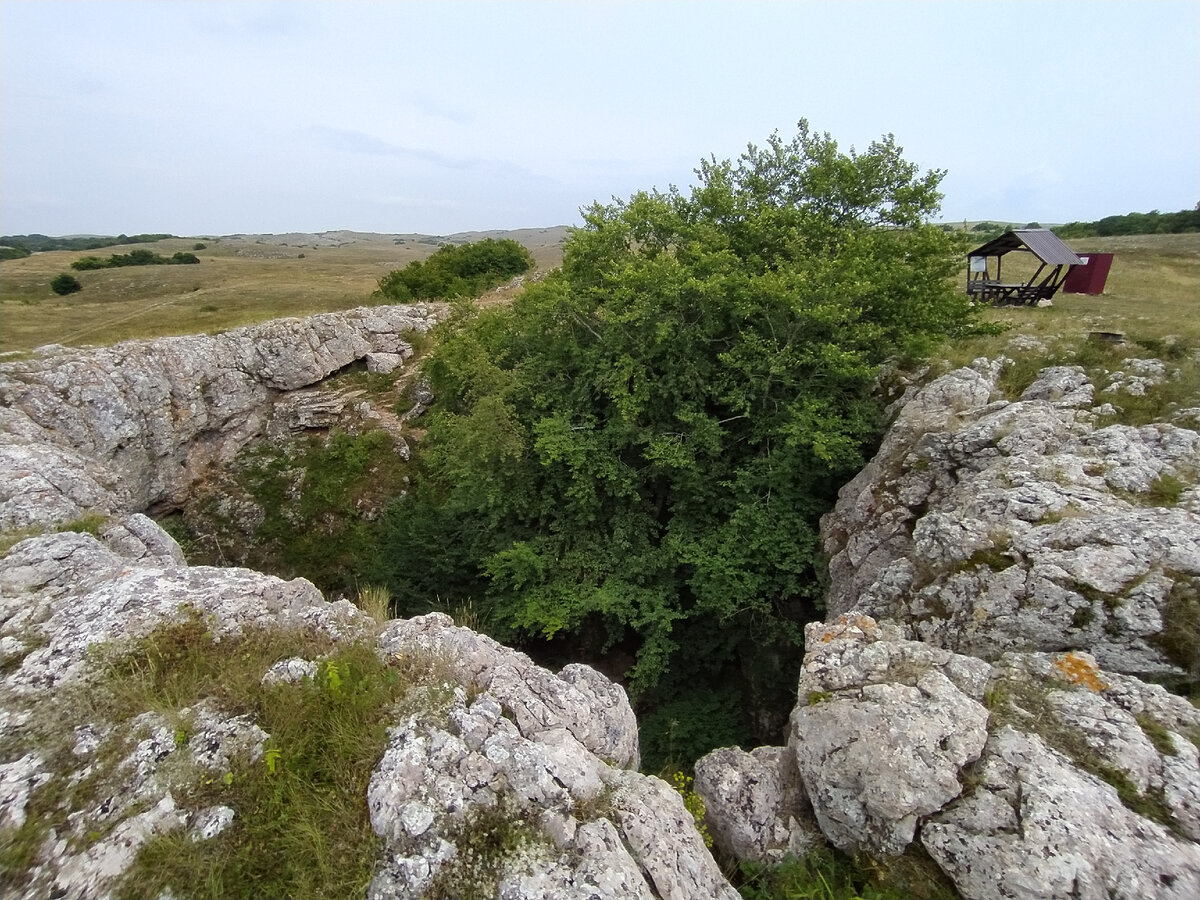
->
<box><xmin>696</xmin><ymin>358</ymin><xmax>1200</xmax><ymax>900</ymax></box>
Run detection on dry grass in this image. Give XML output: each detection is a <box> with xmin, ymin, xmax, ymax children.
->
<box><xmin>943</xmin><ymin>232</ymin><xmax>1200</xmax><ymax>367</ymax></box>
<box><xmin>0</xmin><ymin>231</ymin><xmax>566</xmax><ymax>353</ymax></box>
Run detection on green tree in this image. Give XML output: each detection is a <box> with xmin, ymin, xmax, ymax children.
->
<box><xmin>50</xmin><ymin>273</ymin><xmax>82</xmax><ymax>295</ymax></box>
<box><xmin>381</xmin><ymin>121</ymin><xmax>976</xmax><ymax>750</ymax></box>
<box><xmin>376</xmin><ymin>238</ymin><xmax>534</xmax><ymax>301</ymax></box>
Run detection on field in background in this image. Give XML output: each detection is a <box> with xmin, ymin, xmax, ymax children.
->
<box><xmin>2</xmin><ymin>229</ymin><xmax>1194</xmax><ymax>358</ymax></box>
<box><xmin>0</xmin><ymin>228</ymin><xmax>567</xmax><ymax>354</ymax></box>
<box><xmin>942</xmin><ymin>232</ymin><xmax>1200</xmax><ymax>367</ymax></box>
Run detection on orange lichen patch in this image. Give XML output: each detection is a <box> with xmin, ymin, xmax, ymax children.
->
<box><xmin>807</xmin><ymin>613</ymin><xmax>882</xmax><ymax>647</ymax></box>
<box><xmin>1052</xmin><ymin>652</ymin><xmax>1108</xmax><ymax>692</ymax></box>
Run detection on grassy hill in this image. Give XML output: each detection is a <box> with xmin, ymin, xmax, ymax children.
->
<box><xmin>2</xmin><ymin>228</ymin><xmax>1195</xmax><ymax>357</ymax></box>
<box><xmin>0</xmin><ymin>228</ymin><xmax>568</xmax><ymax>354</ymax></box>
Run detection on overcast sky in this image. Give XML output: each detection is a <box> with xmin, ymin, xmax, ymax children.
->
<box><xmin>2</xmin><ymin>1</ymin><xmax>1197</xmax><ymax>237</ymax></box>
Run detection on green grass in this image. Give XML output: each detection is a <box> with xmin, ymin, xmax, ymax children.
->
<box><xmin>735</xmin><ymin>845</ymin><xmax>957</xmax><ymax>900</ymax></box>
<box><xmin>0</xmin><ymin>611</ymin><xmax>454</xmax><ymax>900</ymax></box>
<box><xmin>942</xmin><ymin>232</ymin><xmax>1200</xmax><ymax>370</ymax></box>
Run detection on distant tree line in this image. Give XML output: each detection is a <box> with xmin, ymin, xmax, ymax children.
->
<box><xmin>375</xmin><ymin>238</ymin><xmax>534</xmax><ymax>302</ymax></box>
<box><xmin>71</xmin><ymin>249</ymin><xmax>200</xmax><ymax>270</ymax></box>
<box><xmin>1053</xmin><ymin>206</ymin><xmax>1200</xmax><ymax>238</ymax></box>
<box><xmin>0</xmin><ymin>233</ymin><xmax>175</xmax><ymax>254</ymax></box>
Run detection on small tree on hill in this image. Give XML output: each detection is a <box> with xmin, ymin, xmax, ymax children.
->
<box><xmin>50</xmin><ymin>273</ymin><xmax>82</xmax><ymax>295</ymax></box>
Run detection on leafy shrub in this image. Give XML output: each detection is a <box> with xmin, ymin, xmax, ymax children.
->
<box><xmin>376</xmin><ymin>238</ymin><xmax>534</xmax><ymax>301</ymax></box>
<box><xmin>380</xmin><ymin>121</ymin><xmax>982</xmax><ymax>744</ymax></box>
<box><xmin>70</xmin><ymin>248</ymin><xmax>202</xmax><ymax>270</ymax></box>
<box><xmin>50</xmin><ymin>273</ymin><xmax>83</xmax><ymax>295</ymax></box>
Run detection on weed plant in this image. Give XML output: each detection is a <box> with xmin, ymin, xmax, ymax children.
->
<box><xmin>0</xmin><ymin>612</ymin><xmax>438</xmax><ymax>900</ymax></box>
<box><xmin>735</xmin><ymin>845</ymin><xmax>957</xmax><ymax>900</ymax></box>
<box><xmin>424</xmin><ymin>799</ymin><xmax>545</xmax><ymax>900</ymax></box>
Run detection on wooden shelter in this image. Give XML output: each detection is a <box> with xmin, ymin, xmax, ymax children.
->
<box><xmin>966</xmin><ymin>229</ymin><xmax>1084</xmax><ymax>305</ymax></box>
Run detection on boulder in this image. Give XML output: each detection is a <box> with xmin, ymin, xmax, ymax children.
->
<box><xmin>923</xmin><ymin>726</ymin><xmax>1200</xmax><ymax>900</ymax></box>
<box><xmin>788</xmin><ymin>615</ymin><xmax>990</xmax><ymax>857</ymax></box>
<box><xmin>821</xmin><ymin>363</ymin><xmax>1200</xmax><ymax>680</ymax></box>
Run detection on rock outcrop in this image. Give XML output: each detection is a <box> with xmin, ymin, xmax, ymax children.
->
<box><xmin>8</xmin><ymin>305</ymin><xmax>1200</xmax><ymax>900</ymax></box>
<box><xmin>822</xmin><ymin>360</ymin><xmax>1199</xmax><ymax>679</ymax></box>
<box><xmin>0</xmin><ymin>304</ymin><xmax>438</xmax><ymax>530</ymax></box>
<box><xmin>1</xmin><ymin>522</ymin><xmax>736</xmax><ymax>899</ymax></box>
<box><xmin>698</xmin><ymin>358</ymin><xmax>1200</xmax><ymax>900</ymax></box>
<box><xmin>1</xmin><ymin>306</ymin><xmax>736</xmax><ymax>899</ymax></box>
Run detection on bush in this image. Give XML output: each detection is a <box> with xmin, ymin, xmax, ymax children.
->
<box><xmin>376</xmin><ymin>238</ymin><xmax>534</xmax><ymax>301</ymax></box>
<box><xmin>50</xmin><ymin>273</ymin><xmax>82</xmax><ymax>295</ymax></box>
<box><xmin>380</xmin><ymin>121</ymin><xmax>981</xmax><ymax>751</ymax></box>
<box><xmin>70</xmin><ymin>248</ymin><xmax>202</xmax><ymax>270</ymax></box>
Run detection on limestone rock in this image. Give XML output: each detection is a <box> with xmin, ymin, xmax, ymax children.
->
<box><xmin>821</xmin><ymin>363</ymin><xmax>1200</xmax><ymax>680</ymax></box>
<box><xmin>789</xmin><ymin>616</ymin><xmax>989</xmax><ymax>857</ymax></box>
<box><xmin>693</xmin><ymin>745</ymin><xmax>822</xmax><ymax>863</ymax></box>
<box><xmin>380</xmin><ymin>614</ymin><xmax>640</xmax><ymax>770</ymax></box>
<box><xmin>923</xmin><ymin>726</ymin><xmax>1200</xmax><ymax>900</ymax></box>
<box><xmin>365</xmin><ymin>686</ymin><xmax>736</xmax><ymax>900</ymax></box>
<box><xmin>0</xmin><ymin>525</ymin><xmax>357</xmax><ymax>692</ymax></box>
<box><xmin>0</xmin><ymin>303</ymin><xmax>438</xmax><ymax>528</ymax></box>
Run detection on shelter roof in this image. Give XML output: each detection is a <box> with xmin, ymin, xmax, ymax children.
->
<box><xmin>967</xmin><ymin>229</ymin><xmax>1085</xmax><ymax>266</ymax></box>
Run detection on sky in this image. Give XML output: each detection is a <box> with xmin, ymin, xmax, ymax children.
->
<box><xmin>2</xmin><ymin>0</ymin><xmax>1197</xmax><ymax>237</ymax></box>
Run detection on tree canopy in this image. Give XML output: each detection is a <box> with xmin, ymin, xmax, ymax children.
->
<box><xmin>379</xmin><ymin>121</ymin><xmax>977</xmax><ymax>762</ymax></box>
<box><xmin>376</xmin><ymin>238</ymin><xmax>534</xmax><ymax>302</ymax></box>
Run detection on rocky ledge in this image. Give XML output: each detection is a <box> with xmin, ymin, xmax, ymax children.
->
<box><xmin>697</xmin><ymin>359</ymin><xmax>1200</xmax><ymax>900</ymax></box>
<box><xmin>0</xmin><ymin>303</ymin><xmax>439</xmax><ymax>530</ymax></box>
<box><xmin>1</xmin><ymin>519</ymin><xmax>735</xmax><ymax>900</ymax></box>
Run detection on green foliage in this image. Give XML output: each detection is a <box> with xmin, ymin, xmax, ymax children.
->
<box><xmin>71</xmin><ymin>248</ymin><xmax>201</xmax><ymax>270</ymax></box>
<box><xmin>736</xmin><ymin>846</ymin><xmax>956</xmax><ymax>900</ymax></box>
<box><xmin>1054</xmin><ymin>207</ymin><xmax>1200</xmax><ymax>239</ymax></box>
<box><xmin>0</xmin><ymin>232</ymin><xmax>174</xmax><ymax>253</ymax></box>
<box><xmin>193</xmin><ymin>242</ymin><xmax>207</xmax><ymax>251</ymax></box>
<box><xmin>0</xmin><ymin>245</ymin><xmax>32</xmax><ymax>260</ymax></box>
<box><xmin>380</xmin><ymin>122</ymin><xmax>978</xmax><ymax>752</ymax></box>
<box><xmin>640</xmin><ymin>687</ymin><xmax>749</xmax><ymax>774</ymax></box>
<box><xmin>182</xmin><ymin>428</ymin><xmax>408</xmax><ymax>595</ymax></box>
<box><xmin>1151</xmin><ymin>579</ymin><xmax>1200</xmax><ymax>677</ymax></box>
<box><xmin>376</xmin><ymin>237</ymin><xmax>534</xmax><ymax>301</ymax></box>
<box><xmin>50</xmin><ymin>272</ymin><xmax>83</xmax><ymax>295</ymax></box>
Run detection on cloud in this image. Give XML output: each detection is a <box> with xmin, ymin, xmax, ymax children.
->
<box><xmin>307</xmin><ymin>125</ymin><xmax>473</xmax><ymax>170</ymax></box>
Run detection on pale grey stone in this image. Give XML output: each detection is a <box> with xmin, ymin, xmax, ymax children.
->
<box><xmin>694</xmin><ymin>745</ymin><xmax>822</xmax><ymax>863</ymax></box>
<box><xmin>190</xmin><ymin>805</ymin><xmax>235</xmax><ymax>841</ymax></box>
<box><xmin>923</xmin><ymin>727</ymin><xmax>1200</xmax><ymax>900</ymax></box>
